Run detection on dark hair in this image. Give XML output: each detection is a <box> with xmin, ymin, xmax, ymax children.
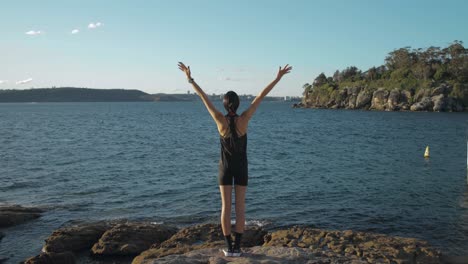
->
<box><xmin>223</xmin><ymin>91</ymin><xmax>239</xmax><ymax>114</ymax></box>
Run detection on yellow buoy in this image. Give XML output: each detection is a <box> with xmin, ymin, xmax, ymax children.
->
<box><xmin>424</xmin><ymin>146</ymin><xmax>430</xmax><ymax>158</ymax></box>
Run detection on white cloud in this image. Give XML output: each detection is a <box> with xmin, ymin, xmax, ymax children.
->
<box><xmin>25</xmin><ymin>30</ymin><xmax>43</xmax><ymax>36</ymax></box>
<box><xmin>71</xmin><ymin>29</ymin><xmax>80</xmax><ymax>34</ymax></box>
<box><xmin>16</xmin><ymin>78</ymin><xmax>33</xmax><ymax>85</ymax></box>
<box><xmin>88</xmin><ymin>22</ymin><xmax>103</xmax><ymax>29</ymax></box>
<box><xmin>0</xmin><ymin>80</ymin><xmax>8</xmax><ymax>84</ymax></box>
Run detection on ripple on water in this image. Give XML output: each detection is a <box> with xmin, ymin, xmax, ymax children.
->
<box><xmin>0</xmin><ymin>102</ymin><xmax>467</xmax><ymax>261</ymax></box>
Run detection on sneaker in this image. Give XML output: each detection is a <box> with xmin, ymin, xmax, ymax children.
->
<box><xmin>231</xmin><ymin>248</ymin><xmax>242</xmax><ymax>257</ymax></box>
<box><xmin>222</xmin><ymin>248</ymin><xmax>233</xmax><ymax>257</ymax></box>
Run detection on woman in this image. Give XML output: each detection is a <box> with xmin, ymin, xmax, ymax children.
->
<box><xmin>178</xmin><ymin>62</ymin><xmax>292</xmax><ymax>257</ymax></box>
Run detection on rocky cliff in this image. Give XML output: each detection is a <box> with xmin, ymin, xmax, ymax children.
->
<box><xmin>300</xmin><ymin>83</ymin><xmax>464</xmax><ymax>112</ymax></box>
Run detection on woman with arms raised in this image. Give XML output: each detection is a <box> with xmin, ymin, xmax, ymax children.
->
<box><xmin>177</xmin><ymin>62</ymin><xmax>292</xmax><ymax>257</ymax></box>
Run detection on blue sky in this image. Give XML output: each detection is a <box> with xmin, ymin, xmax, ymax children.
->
<box><xmin>0</xmin><ymin>0</ymin><xmax>467</xmax><ymax>96</ymax></box>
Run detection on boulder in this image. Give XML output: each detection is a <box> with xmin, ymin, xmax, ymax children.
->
<box><xmin>355</xmin><ymin>89</ymin><xmax>372</xmax><ymax>109</ymax></box>
<box><xmin>91</xmin><ymin>222</ymin><xmax>178</xmax><ymax>256</ymax></box>
<box><xmin>410</xmin><ymin>97</ymin><xmax>434</xmax><ymax>111</ymax></box>
<box><xmin>325</xmin><ymin>99</ymin><xmax>335</xmax><ymax>108</ymax></box>
<box><xmin>432</xmin><ymin>94</ymin><xmax>447</xmax><ymax>112</ymax></box>
<box><xmin>291</xmin><ymin>103</ymin><xmax>303</xmax><ymax>108</ymax></box>
<box><xmin>445</xmin><ymin>97</ymin><xmax>465</xmax><ymax>112</ymax></box>
<box><xmin>42</xmin><ymin>221</ymin><xmax>113</xmax><ymax>253</ymax></box>
<box><xmin>431</xmin><ymin>84</ymin><xmax>451</xmax><ymax>96</ymax></box>
<box><xmin>386</xmin><ymin>89</ymin><xmax>401</xmax><ymax>111</ymax></box>
<box><xmin>133</xmin><ymin>223</ymin><xmax>266</xmax><ymax>263</ymax></box>
<box><xmin>414</xmin><ymin>88</ymin><xmax>432</xmax><ymax>102</ymax></box>
<box><xmin>398</xmin><ymin>90</ymin><xmax>412</xmax><ymax>110</ymax></box>
<box><xmin>335</xmin><ymin>89</ymin><xmax>348</xmax><ymax>108</ymax></box>
<box><xmin>23</xmin><ymin>251</ymin><xmax>75</xmax><ymax>264</ymax></box>
<box><xmin>347</xmin><ymin>86</ymin><xmax>362</xmax><ymax>109</ymax></box>
<box><xmin>0</xmin><ymin>204</ymin><xmax>44</xmax><ymax>228</ymax></box>
<box><xmin>370</xmin><ymin>88</ymin><xmax>389</xmax><ymax>110</ymax></box>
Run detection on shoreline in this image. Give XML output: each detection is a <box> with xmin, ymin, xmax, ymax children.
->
<box><xmin>19</xmin><ymin>219</ymin><xmax>447</xmax><ymax>264</ymax></box>
<box><xmin>297</xmin><ymin>84</ymin><xmax>467</xmax><ymax>112</ymax></box>
<box><xmin>0</xmin><ymin>205</ymin><xmax>456</xmax><ymax>263</ymax></box>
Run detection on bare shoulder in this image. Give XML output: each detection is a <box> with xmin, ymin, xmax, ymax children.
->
<box><xmin>235</xmin><ymin>115</ymin><xmax>249</xmax><ymax>135</ymax></box>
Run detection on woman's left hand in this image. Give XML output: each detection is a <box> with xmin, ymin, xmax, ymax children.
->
<box><xmin>276</xmin><ymin>64</ymin><xmax>292</xmax><ymax>80</ymax></box>
<box><xmin>178</xmin><ymin>62</ymin><xmax>192</xmax><ymax>80</ymax></box>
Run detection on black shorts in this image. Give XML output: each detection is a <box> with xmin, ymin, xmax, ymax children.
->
<box><xmin>218</xmin><ymin>159</ymin><xmax>248</xmax><ymax>186</ymax></box>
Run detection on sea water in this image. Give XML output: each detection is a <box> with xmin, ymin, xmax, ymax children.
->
<box><xmin>0</xmin><ymin>101</ymin><xmax>467</xmax><ymax>262</ymax></box>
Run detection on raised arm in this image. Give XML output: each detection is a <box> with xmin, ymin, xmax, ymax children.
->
<box><xmin>178</xmin><ymin>62</ymin><xmax>225</xmax><ymax>127</ymax></box>
<box><xmin>241</xmin><ymin>64</ymin><xmax>292</xmax><ymax>121</ymax></box>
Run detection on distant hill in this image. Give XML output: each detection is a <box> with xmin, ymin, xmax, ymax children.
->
<box><xmin>0</xmin><ymin>87</ymin><xmax>152</xmax><ymax>102</ymax></box>
<box><xmin>0</xmin><ymin>87</ymin><xmax>296</xmax><ymax>103</ymax></box>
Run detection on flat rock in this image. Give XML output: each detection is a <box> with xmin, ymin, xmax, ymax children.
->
<box><xmin>263</xmin><ymin>226</ymin><xmax>441</xmax><ymax>263</ymax></box>
<box><xmin>91</xmin><ymin>222</ymin><xmax>178</xmax><ymax>256</ymax></box>
<box><xmin>137</xmin><ymin>246</ymin><xmax>366</xmax><ymax>264</ymax></box>
<box><xmin>23</xmin><ymin>251</ymin><xmax>76</xmax><ymax>264</ymax></box>
<box><xmin>0</xmin><ymin>204</ymin><xmax>44</xmax><ymax>228</ymax></box>
<box><xmin>133</xmin><ymin>223</ymin><xmax>266</xmax><ymax>264</ymax></box>
<box><xmin>42</xmin><ymin>221</ymin><xmax>113</xmax><ymax>253</ymax></box>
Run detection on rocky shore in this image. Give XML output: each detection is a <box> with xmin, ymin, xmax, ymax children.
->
<box><xmin>297</xmin><ymin>84</ymin><xmax>465</xmax><ymax>112</ymax></box>
<box><xmin>0</xmin><ymin>205</ymin><xmax>461</xmax><ymax>263</ymax></box>
<box><xmin>18</xmin><ymin>220</ymin><xmax>445</xmax><ymax>264</ymax></box>
<box><xmin>0</xmin><ymin>204</ymin><xmax>44</xmax><ymax>228</ymax></box>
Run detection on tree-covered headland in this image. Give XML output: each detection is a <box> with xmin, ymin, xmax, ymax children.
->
<box><xmin>302</xmin><ymin>41</ymin><xmax>468</xmax><ymax>111</ymax></box>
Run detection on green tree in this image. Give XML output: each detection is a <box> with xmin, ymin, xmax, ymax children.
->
<box><xmin>313</xmin><ymin>73</ymin><xmax>328</xmax><ymax>87</ymax></box>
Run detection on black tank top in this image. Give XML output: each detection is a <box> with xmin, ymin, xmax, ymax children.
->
<box><xmin>219</xmin><ymin>114</ymin><xmax>248</xmax><ymax>175</ymax></box>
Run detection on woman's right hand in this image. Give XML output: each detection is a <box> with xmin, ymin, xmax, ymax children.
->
<box><xmin>178</xmin><ymin>62</ymin><xmax>192</xmax><ymax>80</ymax></box>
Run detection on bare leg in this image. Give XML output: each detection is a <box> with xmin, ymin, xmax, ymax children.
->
<box><xmin>234</xmin><ymin>185</ymin><xmax>247</xmax><ymax>233</ymax></box>
<box><xmin>219</xmin><ymin>185</ymin><xmax>232</xmax><ymax>236</ymax></box>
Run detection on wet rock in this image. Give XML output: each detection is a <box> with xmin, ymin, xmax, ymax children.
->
<box><xmin>387</xmin><ymin>89</ymin><xmax>401</xmax><ymax>111</ymax></box>
<box><xmin>410</xmin><ymin>97</ymin><xmax>434</xmax><ymax>111</ymax></box>
<box><xmin>0</xmin><ymin>204</ymin><xmax>44</xmax><ymax>228</ymax></box>
<box><xmin>133</xmin><ymin>223</ymin><xmax>266</xmax><ymax>263</ymax></box>
<box><xmin>451</xmin><ymin>99</ymin><xmax>464</xmax><ymax>112</ymax></box>
<box><xmin>355</xmin><ymin>89</ymin><xmax>372</xmax><ymax>109</ymax></box>
<box><xmin>370</xmin><ymin>88</ymin><xmax>389</xmax><ymax>110</ymax></box>
<box><xmin>43</xmin><ymin>221</ymin><xmax>113</xmax><ymax>253</ymax></box>
<box><xmin>292</xmin><ymin>103</ymin><xmax>304</xmax><ymax>108</ymax></box>
<box><xmin>91</xmin><ymin>222</ymin><xmax>178</xmax><ymax>256</ymax></box>
<box><xmin>23</xmin><ymin>251</ymin><xmax>75</xmax><ymax>264</ymax></box>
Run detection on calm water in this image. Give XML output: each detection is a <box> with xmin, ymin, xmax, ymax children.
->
<box><xmin>0</xmin><ymin>101</ymin><xmax>467</xmax><ymax>262</ymax></box>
